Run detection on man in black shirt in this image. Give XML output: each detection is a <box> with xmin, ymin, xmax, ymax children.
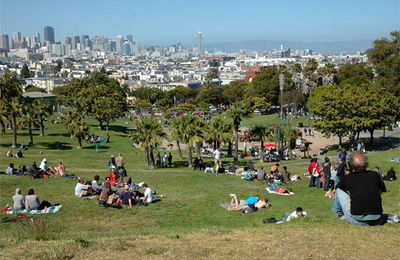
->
<box><xmin>334</xmin><ymin>152</ymin><xmax>385</xmax><ymax>226</ymax></box>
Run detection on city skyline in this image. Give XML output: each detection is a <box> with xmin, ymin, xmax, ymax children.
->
<box><xmin>0</xmin><ymin>0</ymin><xmax>398</xmax><ymax>45</ymax></box>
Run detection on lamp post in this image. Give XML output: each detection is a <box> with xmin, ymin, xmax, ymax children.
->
<box><xmin>279</xmin><ymin>73</ymin><xmax>284</xmax><ymax>118</ymax></box>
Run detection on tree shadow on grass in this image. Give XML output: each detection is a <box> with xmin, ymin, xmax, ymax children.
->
<box><xmin>83</xmin><ymin>145</ymin><xmax>110</xmax><ymax>150</ymax></box>
<box><xmin>47</xmin><ymin>133</ymin><xmax>69</xmax><ymax>137</ymax></box>
<box><xmin>36</xmin><ymin>141</ymin><xmax>73</xmax><ymax>150</ymax></box>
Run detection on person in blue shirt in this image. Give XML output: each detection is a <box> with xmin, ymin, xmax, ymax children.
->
<box><xmin>228</xmin><ymin>194</ymin><xmax>269</xmax><ymax>211</ymax></box>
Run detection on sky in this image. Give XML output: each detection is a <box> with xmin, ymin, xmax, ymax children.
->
<box><xmin>1</xmin><ymin>0</ymin><xmax>399</xmax><ymax>46</ymax></box>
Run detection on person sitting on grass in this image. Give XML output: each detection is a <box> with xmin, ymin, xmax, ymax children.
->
<box><xmin>15</xmin><ymin>149</ymin><xmax>23</xmax><ymax>158</ymax></box>
<box><xmin>281</xmin><ymin>166</ymin><xmax>291</xmax><ymax>183</ymax></box>
<box><xmin>117</xmin><ymin>184</ymin><xmax>134</xmax><ymax>207</ymax></box>
<box><xmin>241</xmin><ymin>167</ymin><xmax>254</xmax><ymax>181</ymax></box>
<box><xmin>98</xmin><ymin>177</ymin><xmax>113</xmax><ymax>206</ymax></box>
<box><xmin>333</xmin><ymin>152</ymin><xmax>399</xmax><ymax>226</ymax></box>
<box><xmin>74</xmin><ymin>178</ymin><xmax>93</xmax><ymax>198</ymax></box>
<box><xmin>383</xmin><ymin>167</ymin><xmax>397</xmax><ymax>181</ymax></box>
<box><xmin>28</xmin><ymin>161</ymin><xmax>41</xmax><ymax>179</ymax></box>
<box><xmin>13</xmin><ymin>188</ymin><xmax>25</xmax><ymax>211</ymax></box>
<box><xmin>228</xmin><ymin>163</ymin><xmax>237</xmax><ymax>174</ymax></box>
<box><xmin>257</xmin><ymin>167</ymin><xmax>266</xmax><ymax>181</ymax></box>
<box><xmin>56</xmin><ymin>161</ymin><xmax>66</xmax><ymax>176</ymax></box>
<box><xmin>228</xmin><ymin>194</ymin><xmax>269</xmax><ymax>212</ymax></box>
<box><xmin>25</xmin><ymin>188</ymin><xmax>52</xmax><ymax>211</ymax></box>
<box><xmin>139</xmin><ymin>183</ymin><xmax>155</xmax><ymax>204</ymax></box>
<box><xmin>39</xmin><ymin>158</ymin><xmax>56</xmax><ymax>175</ymax></box>
<box><xmin>6</xmin><ymin>163</ymin><xmax>18</xmax><ymax>175</ymax></box>
<box><xmin>91</xmin><ymin>175</ymin><xmax>103</xmax><ymax>195</ymax></box>
<box><xmin>217</xmin><ymin>163</ymin><xmax>226</xmax><ymax>174</ymax></box>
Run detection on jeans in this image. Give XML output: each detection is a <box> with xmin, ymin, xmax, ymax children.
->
<box><xmin>335</xmin><ymin>188</ymin><xmax>369</xmax><ymax>226</ymax></box>
<box><xmin>316</xmin><ymin>176</ymin><xmax>321</xmax><ymax>189</ymax></box>
<box><xmin>323</xmin><ymin>176</ymin><xmax>331</xmax><ymax>191</ymax></box>
<box><xmin>309</xmin><ymin>175</ymin><xmax>316</xmax><ymax>187</ymax></box>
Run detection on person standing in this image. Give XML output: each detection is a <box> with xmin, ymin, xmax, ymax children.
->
<box><xmin>213</xmin><ymin>148</ymin><xmax>222</xmax><ymax>167</ymax></box>
<box><xmin>322</xmin><ymin>157</ymin><xmax>332</xmax><ymax>191</ymax></box>
<box><xmin>115</xmin><ymin>153</ymin><xmax>126</xmax><ymax>171</ymax></box>
<box><xmin>168</xmin><ymin>153</ymin><xmax>173</xmax><ymax>168</ymax></box>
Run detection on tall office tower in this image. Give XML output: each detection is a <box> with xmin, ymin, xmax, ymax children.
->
<box><xmin>37</xmin><ymin>30</ymin><xmax>41</xmax><ymax>43</ymax></box>
<box><xmin>116</xmin><ymin>35</ymin><xmax>124</xmax><ymax>55</ymax></box>
<box><xmin>126</xmin><ymin>34</ymin><xmax>133</xmax><ymax>43</ymax></box>
<box><xmin>43</xmin><ymin>26</ymin><xmax>55</xmax><ymax>43</ymax></box>
<box><xmin>12</xmin><ymin>31</ymin><xmax>22</xmax><ymax>43</ymax></box>
<box><xmin>81</xmin><ymin>35</ymin><xmax>90</xmax><ymax>49</ymax></box>
<box><xmin>29</xmin><ymin>36</ymin><xmax>38</xmax><ymax>48</ymax></box>
<box><xmin>197</xmin><ymin>31</ymin><xmax>203</xmax><ymax>56</ymax></box>
<box><xmin>0</xmin><ymin>34</ymin><xmax>10</xmax><ymax>50</ymax></box>
<box><xmin>71</xmin><ymin>36</ymin><xmax>80</xmax><ymax>50</ymax></box>
<box><xmin>64</xmin><ymin>36</ymin><xmax>72</xmax><ymax>46</ymax></box>
<box><xmin>123</xmin><ymin>40</ymin><xmax>131</xmax><ymax>56</ymax></box>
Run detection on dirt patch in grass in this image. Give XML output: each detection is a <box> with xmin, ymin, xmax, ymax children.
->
<box><xmin>1</xmin><ymin>227</ymin><xmax>398</xmax><ymax>259</ymax></box>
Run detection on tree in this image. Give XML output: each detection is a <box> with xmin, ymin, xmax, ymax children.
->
<box><xmin>0</xmin><ymin>102</ymin><xmax>10</xmax><ymax>134</ymax></box>
<box><xmin>367</xmin><ymin>31</ymin><xmax>400</xmax><ymax>96</ymax></box>
<box><xmin>0</xmin><ymin>71</ymin><xmax>22</xmax><ymax>101</ymax></box>
<box><xmin>221</xmin><ymin>80</ymin><xmax>248</xmax><ymax>105</ymax></box>
<box><xmin>337</xmin><ymin>63</ymin><xmax>373</xmax><ymax>85</ymax></box>
<box><xmin>25</xmin><ymin>84</ymin><xmax>46</xmax><ymax>93</ymax></box>
<box><xmin>204</xmin><ymin>116</ymin><xmax>232</xmax><ymax>150</ymax></box>
<box><xmin>250</xmin><ymin>124</ymin><xmax>270</xmax><ymax>162</ymax></box>
<box><xmin>195</xmin><ymin>85</ymin><xmax>227</xmax><ymax>107</ymax></box>
<box><xmin>249</xmin><ymin>96</ymin><xmax>271</xmax><ymax>111</ymax></box>
<box><xmin>248</xmin><ymin>66</ymin><xmax>292</xmax><ymax>105</ymax></box>
<box><xmin>129</xmin><ymin>116</ymin><xmax>165</xmax><ymax>168</ymax></box>
<box><xmin>318</xmin><ymin>62</ymin><xmax>338</xmax><ymax>85</ymax></box>
<box><xmin>20</xmin><ymin>64</ymin><xmax>31</xmax><ymax>79</ymax></box>
<box><xmin>33</xmin><ymin>99</ymin><xmax>51</xmax><ymax>136</ymax></box>
<box><xmin>204</xmin><ymin>68</ymin><xmax>220</xmax><ymax>86</ymax></box>
<box><xmin>53</xmin><ymin>59</ymin><xmax>63</xmax><ymax>74</ymax></box>
<box><xmin>226</xmin><ymin>102</ymin><xmax>251</xmax><ymax>162</ymax></box>
<box><xmin>62</xmin><ymin>110</ymin><xmax>89</xmax><ymax>149</ymax></box>
<box><xmin>303</xmin><ymin>58</ymin><xmax>318</xmax><ymax>93</ymax></box>
<box><xmin>169</xmin><ymin>118</ymin><xmax>184</xmax><ymax>159</ymax></box>
<box><xmin>20</xmin><ymin>103</ymin><xmax>39</xmax><ymax>146</ymax></box>
<box><xmin>10</xmin><ymin>97</ymin><xmax>23</xmax><ymax>148</ymax></box>
<box><xmin>175</xmin><ymin>115</ymin><xmax>204</xmax><ymax>167</ymax></box>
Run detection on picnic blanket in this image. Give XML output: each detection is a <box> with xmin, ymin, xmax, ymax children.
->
<box><xmin>4</xmin><ymin>205</ymin><xmax>62</xmax><ymax>215</ymax></box>
<box><xmin>266</xmin><ymin>188</ymin><xmax>295</xmax><ymax>196</ymax></box>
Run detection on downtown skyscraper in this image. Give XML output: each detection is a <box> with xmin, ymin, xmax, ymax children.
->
<box><xmin>43</xmin><ymin>26</ymin><xmax>55</xmax><ymax>43</ymax></box>
<box><xmin>197</xmin><ymin>31</ymin><xmax>203</xmax><ymax>56</ymax></box>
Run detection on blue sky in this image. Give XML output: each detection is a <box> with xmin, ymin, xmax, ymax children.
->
<box><xmin>1</xmin><ymin>0</ymin><xmax>399</xmax><ymax>45</ymax></box>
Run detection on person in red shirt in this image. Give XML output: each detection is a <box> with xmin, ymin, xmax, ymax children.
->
<box><xmin>108</xmin><ymin>169</ymin><xmax>119</xmax><ymax>187</ymax></box>
<box><xmin>308</xmin><ymin>158</ymin><xmax>321</xmax><ymax>188</ymax></box>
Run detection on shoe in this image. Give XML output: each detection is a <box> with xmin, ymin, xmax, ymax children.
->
<box><xmin>393</xmin><ymin>215</ymin><xmax>400</xmax><ymax>223</ymax></box>
<box><xmin>338</xmin><ymin>215</ymin><xmax>346</xmax><ymax>221</ymax></box>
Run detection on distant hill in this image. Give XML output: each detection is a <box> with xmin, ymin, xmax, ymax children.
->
<box><xmin>205</xmin><ymin>39</ymin><xmax>373</xmax><ymax>54</ymax></box>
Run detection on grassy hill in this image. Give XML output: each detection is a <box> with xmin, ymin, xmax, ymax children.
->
<box><xmin>0</xmin><ymin>117</ymin><xmax>399</xmax><ymax>259</ymax></box>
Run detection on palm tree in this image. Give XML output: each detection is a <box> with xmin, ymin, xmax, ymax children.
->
<box><xmin>250</xmin><ymin>124</ymin><xmax>270</xmax><ymax>162</ymax></box>
<box><xmin>129</xmin><ymin>116</ymin><xmax>165</xmax><ymax>168</ymax></box>
<box><xmin>176</xmin><ymin>115</ymin><xmax>204</xmax><ymax>167</ymax></box>
<box><xmin>19</xmin><ymin>103</ymin><xmax>40</xmax><ymax>146</ymax></box>
<box><xmin>318</xmin><ymin>62</ymin><xmax>338</xmax><ymax>85</ymax></box>
<box><xmin>62</xmin><ymin>110</ymin><xmax>89</xmax><ymax>149</ymax></box>
<box><xmin>0</xmin><ymin>101</ymin><xmax>10</xmax><ymax>134</ymax></box>
<box><xmin>33</xmin><ymin>99</ymin><xmax>51</xmax><ymax>136</ymax></box>
<box><xmin>304</xmin><ymin>58</ymin><xmax>318</xmax><ymax>93</ymax></box>
<box><xmin>10</xmin><ymin>97</ymin><xmax>23</xmax><ymax>148</ymax></box>
<box><xmin>226</xmin><ymin>102</ymin><xmax>251</xmax><ymax>162</ymax></box>
<box><xmin>204</xmin><ymin>116</ymin><xmax>233</xmax><ymax>150</ymax></box>
<box><xmin>169</xmin><ymin>117</ymin><xmax>184</xmax><ymax>159</ymax></box>
<box><xmin>0</xmin><ymin>71</ymin><xmax>22</xmax><ymax>101</ymax></box>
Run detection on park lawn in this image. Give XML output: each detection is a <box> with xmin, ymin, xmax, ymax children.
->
<box><xmin>241</xmin><ymin>114</ymin><xmax>308</xmax><ymax>129</ymax></box>
<box><xmin>0</xmin><ymin>118</ymin><xmax>399</xmax><ymax>259</ymax></box>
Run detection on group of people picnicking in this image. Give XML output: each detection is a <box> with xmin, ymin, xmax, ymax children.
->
<box><xmin>74</xmin><ymin>153</ymin><xmax>161</xmax><ymax>208</ymax></box>
<box><xmin>2</xmin><ymin>159</ymin><xmax>67</xmax><ymax>179</ymax></box>
<box><xmin>7</xmin><ymin>188</ymin><xmax>57</xmax><ymax>212</ymax></box>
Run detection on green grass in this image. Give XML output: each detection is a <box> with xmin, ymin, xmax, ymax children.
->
<box><xmin>241</xmin><ymin>114</ymin><xmax>308</xmax><ymax>128</ymax></box>
<box><xmin>0</xmin><ymin>117</ymin><xmax>399</xmax><ymax>259</ymax></box>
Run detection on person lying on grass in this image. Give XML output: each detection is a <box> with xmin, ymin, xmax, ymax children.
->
<box><xmin>263</xmin><ymin>207</ymin><xmax>308</xmax><ymax>224</ymax></box>
<box><xmin>228</xmin><ymin>194</ymin><xmax>270</xmax><ymax>212</ymax></box>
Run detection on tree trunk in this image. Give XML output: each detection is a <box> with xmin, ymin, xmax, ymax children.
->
<box><xmin>77</xmin><ymin>136</ymin><xmax>83</xmax><ymax>149</ymax></box>
<box><xmin>149</xmin><ymin>145</ymin><xmax>155</xmax><ymax>169</ymax></box>
<box><xmin>144</xmin><ymin>147</ymin><xmax>150</xmax><ymax>166</ymax></box>
<box><xmin>234</xmin><ymin>128</ymin><xmax>239</xmax><ymax>162</ymax></box>
<box><xmin>187</xmin><ymin>145</ymin><xmax>193</xmax><ymax>167</ymax></box>
<box><xmin>39</xmin><ymin>117</ymin><xmax>45</xmax><ymax>136</ymax></box>
<box><xmin>338</xmin><ymin>135</ymin><xmax>342</xmax><ymax>148</ymax></box>
<box><xmin>99</xmin><ymin>120</ymin><xmax>104</xmax><ymax>130</ymax></box>
<box><xmin>227</xmin><ymin>141</ymin><xmax>232</xmax><ymax>157</ymax></box>
<box><xmin>28</xmin><ymin>123</ymin><xmax>33</xmax><ymax>146</ymax></box>
<box><xmin>195</xmin><ymin>143</ymin><xmax>201</xmax><ymax>159</ymax></box>
<box><xmin>260</xmin><ymin>140</ymin><xmax>264</xmax><ymax>162</ymax></box>
<box><xmin>356</xmin><ymin>131</ymin><xmax>360</xmax><ymax>142</ymax></box>
<box><xmin>369</xmin><ymin>129</ymin><xmax>374</xmax><ymax>144</ymax></box>
<box><xmin>0</xmin><ymin>121</ymin><xmax>5</xmax><ymax>134</ymax></box>
<box><xmin>176</xmin><ymin>140</ymin><xmax>183</xmax><ymax>159</ymax></box>
<box><xmin>12</xmin><ymin>116</ymin><xmax>17</xmax><ymax>148</ymax></box>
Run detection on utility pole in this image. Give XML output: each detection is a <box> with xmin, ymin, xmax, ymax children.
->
<box><xmin>279</xmin><ymin>73</ymin><xmax>285</xmax><ymax>118</ymax></box>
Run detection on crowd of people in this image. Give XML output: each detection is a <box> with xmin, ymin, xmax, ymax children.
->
<box><xmin>2</xmin><ymin>159</ymin><xmax>68</xmax><ymax>179</ymax></box>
